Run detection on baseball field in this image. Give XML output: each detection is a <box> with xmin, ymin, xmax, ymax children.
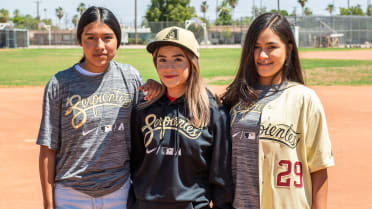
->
<box><xmin>0</xmin><ymin>47</ymin><xmax>371</xmax><ymax>208</ymax></box>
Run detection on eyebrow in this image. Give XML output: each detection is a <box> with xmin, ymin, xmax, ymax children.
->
<box><xmin>83</xmin><ymin>32</ymin><xmax>114</xmax><ymax>36</ymax></box>
<box><xmin>256</xmin><ymin>41</ymin><xmax>278</xmax><ymax>45</ymax></box>
<box><xmin>157</xmin><ymin>54</ymin><xmax>185</xmax><ymax>58</ymax></box>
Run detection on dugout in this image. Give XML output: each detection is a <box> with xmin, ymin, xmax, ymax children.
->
<box><xmin>0</xmin><ymin>24</ymin><xmax>29</xmax><ymax>48</ymax></box>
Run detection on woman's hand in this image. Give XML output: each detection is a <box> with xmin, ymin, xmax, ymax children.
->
<box><xmin>139</xmin><ymin>79</ymin><xmax>164</xmax><ymax>101</ymax></box>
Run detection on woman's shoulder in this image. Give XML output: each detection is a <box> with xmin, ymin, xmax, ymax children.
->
<box><xmin>286</xmin><ymin>81</ymin><xmax>318</xmax><ymax>98</ymax></box>
<box><xmin>112</xmin><ymin>61</ymin><xmax>139</xmax><ymax>73</ymax></box>
<box><xmin>48</xmin><ymin>65</ymin><xmax>77</xmax><ymax>85</ymax></box>
<box><xmin>111</xmin><ymin>61</ymin><xmax>143</xmax><ymax>81</ymax></box>
<box><xmin>285</xmin><ymin>81</ymin><xmax>323</xmax><ymax>108</ymax></box>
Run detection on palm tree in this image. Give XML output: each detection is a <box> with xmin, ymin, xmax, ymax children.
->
<box><xmin>326</xmin><ymin>4</ymin><xmax>334</xmax><ymax>16</ymax></box>
<box><xmin>72</xmin><ymin>14</ymin><xmax>79</xmax><ymax>28</ymax></box>
<box><xmin>304</xmin><ymin>7</ymin><xmax>312</xmax><ymax>16</ymax></box>
<box><xmin>55</xmin><ymin>7</ymin><xmax>64</xmax><ymax>27</ymax></box>
<box><xmin>77</xmin><ymin>2</ymin><xmax>86</xmax><ymax>16</ymax></box>
<box><xmin>298</xmin><ymin>0</ymin><xmax>307</xmax><ymax>16</ymax></box>
<box><xmin>201</xmin><ymin>1</ymin><xmax>208</xmax><ymax>20</ymax></box>
<box><xmin>227</xmin><ymin>0</ymin><xmax>238</xmax><ymax>16</ymax></box>
<box><xmin>227</xmin><ymin>0</ymin><xmax>238</xmax><ymax>9</ymax></box>
<box><xmin>218</xmin><ymin>0</ymin><xmax>232</xmax><ymax>17</ymax></box>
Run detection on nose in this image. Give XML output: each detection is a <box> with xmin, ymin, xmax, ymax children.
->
<box><xmin>96</xmin><ymin>38</ymin><xmax>105</xmax><ymax>49</ymax></box>
<box><xmin>158</xmin><ymin>62</ymin><xmax>176</xmax><ymax>71</ymax></box>
<box><xmin>259</xmin><ymin>49</ymin><xmax>269</xmax><ymax>58</ymax></box>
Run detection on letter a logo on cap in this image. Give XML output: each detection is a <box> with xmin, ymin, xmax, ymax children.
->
<box><xmin>164</xmin><ymin>29</ymin><xmax>178</xmax><ymax>40</ymax></box>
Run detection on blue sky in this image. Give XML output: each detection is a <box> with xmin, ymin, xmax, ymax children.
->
<box><xmin>2</xmin><ymin>0</ymin><xmax>370</xmax><ymax>27</ymax></box>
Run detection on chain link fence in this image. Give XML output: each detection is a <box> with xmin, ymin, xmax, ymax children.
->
<box><xmin>6</xmin><ymin>16</ymin><xmax>372</xmax><ymax>48</ymax></box>
<box><xmin>146</xmin><ymin>22</ymin><xmax>248</xmax><ymax>45</ymax></box>
<box><xmin>287</xmin><ymin>16</ymin><xmax>372</xmax><ymax>48</ymax></box>
<box><xmin>29</xmin><ymin>30</ymin><xmax>78</xmax><ymax>45</ymax></box>
<box><xmin>0</xmin><ymin>29</ymin><xmax>29</xmax><ymax>48</ymax></box>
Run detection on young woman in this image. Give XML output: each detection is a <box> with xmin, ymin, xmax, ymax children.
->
<box><xmin>129</xmin><ymin>26</ymin><xmax>233</xmax><ymax>209</ymax></box>
<box><xmin>222</xmin><ymin>13</ymin><xmax>335</xmax><ymax>209</ymax></box>
<box><xmin>37</xmin><ymin>6</ymin><xmax>160</xmax><ymax>209</ymax></box>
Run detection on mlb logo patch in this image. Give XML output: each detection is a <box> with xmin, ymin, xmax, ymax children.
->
<box><xmin>244</xmin><ymin>132</ymin><xmax>256</xmax><ymax>140</ymax></box>
<box><xmin>103</xmin><ymin>125</ymin><xmax>112</xmax><ymax>132</ymax></box>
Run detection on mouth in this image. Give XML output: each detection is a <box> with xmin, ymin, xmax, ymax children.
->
<box><xmin>94</xmin><ymin>54</ymin><xmax>107</xmax><ymax>58</ymax></box>
<box><xmin>257</xmin><ymin>61</ymin><xmax>273</xmax><ymax>66</ymax></box>
<box><xmin>164</xmin><ymin>75</ymin><xmax>177</xmax><ymax>79</ymax></box>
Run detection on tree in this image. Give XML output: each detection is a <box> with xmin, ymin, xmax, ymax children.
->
<box><xmin>72</xmin><ymin>14</ymin><xmax>79</xmax><ymax>28</ymax></box>
<box><xmin>0</xmin><ymin>8</ymin><xmax>10</xmax><ymax>23</ymax></box>
<box><xmin>227</xmin><ymin>0</ymin><xmax>238</xmax><ymax>16</ymax></box>
<box><xmin>77</xmin><ymin>2</ymin><xmax>86</xmax><ymax>16</ymax></box>
<box><xmin>12</xmin><ymin>9</ymin><xmax>22</xmax><ymax>23</ymax></box>
<box><xmin>145</xmin><ymin>0</ymin><xmax>195</xmax><ymax>23</ymax></box>
<box><xmin>56</xmin><ymin>7</ymin><xmax>64</xmax><ymax>26</ymax></box>
<box><xmin>326</xmin><ymin>4</ymin><xmax>334</xmax><ymax>16</ymax></box>
<box><xmin>304</xmin><ymin>7</ymin><xmax>312</xmax><ymax>16</ymax></box>
<box><xmin>200</xmin><ymin>0</ymin><xmax>208</xmax><ymax>20</ymax></box>
<box><xmin>339</xmin><ymin>5</ymin><xmax>364</xmax><ymax>15</ymax></box>
<box><xmin>298</xmin><ymin>0</ymin><xmax>307</xmax><ymax>16</ymax></box>
<box><xmin>216</xmin><ymin>0</ymin><xmax>232</xmax><ymax>25</ymax></box>
<box><xmin>253</xmin><ymin>6</ymin><xmax>267</xmax><ymax>17</ymax></box>
<box><xmin>367</xmin><ymin>5</ymin><xmax>372</xmax><ymax>16</ymax></box>
<box><xmin>270</xmin><ymin>9</ymin><xmax>289</xmax><ymax>16</ymax></box>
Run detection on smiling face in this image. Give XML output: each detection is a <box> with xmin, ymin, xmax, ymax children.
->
<box><xmin>254</xmin><ymin>28</ymin><xmax>288</xmax><ymax>85</ymax></box>
<box><xmin>80</xmin><ymin>21</ymin><xmax>117</xmax><ymax>73</ymax></box>
<box><xmin>155</xmin><ymin>45</ymin><xmax>190</xmax><ymax>98</ymax></box>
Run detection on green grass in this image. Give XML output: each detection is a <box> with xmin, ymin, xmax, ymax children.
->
<box><xmin>0</xmin><ymin>48</ymin><xmax>371</xmax><ymax>86</ymax></box>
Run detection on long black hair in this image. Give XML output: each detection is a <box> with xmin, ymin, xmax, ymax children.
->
<box><xmin>77</xmin><ymin>6</ymin><xmax>121</xmax><ymax>63</ymax></box>
<box><xmin>222</xmin><ymin>13</ymin><xmax>304</xmax><ymax>108</ymax></box>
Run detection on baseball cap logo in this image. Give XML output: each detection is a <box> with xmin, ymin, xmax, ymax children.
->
<box><xmin>164</xmin><ymin>29</ymin><xmax>178</xmax><ymax>40</ymax></box>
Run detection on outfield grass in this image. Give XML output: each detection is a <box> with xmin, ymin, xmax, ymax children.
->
<box><xmin>0</xmin><ymin>48</ymin><xmax>371</xmax><ymax>86</ymax></box>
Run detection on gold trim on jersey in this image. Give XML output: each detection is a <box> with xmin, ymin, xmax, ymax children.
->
<box><xmin>260</xmin><ymin>123</ymin><xmax>301</xmax><ymax>148</ymax></box>
<box><xmin>65</xmin><ymin>90</ymin><xmax>132</xmax><ymax>129</ymax></box>
<box><xmin>141</xmin><ymin>114</ymin><xmax>202</xmax><ymax>148</ymax></box>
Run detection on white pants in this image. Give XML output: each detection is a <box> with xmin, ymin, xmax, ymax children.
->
<box><xmin>54</xmin><ymin>180</ymin><xmax>130</xmax><ymax>209</ymax></box>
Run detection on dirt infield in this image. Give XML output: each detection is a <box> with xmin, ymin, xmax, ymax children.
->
<box><xmin>300</xmin><ymin>49</ymin><xmax>372</xmax><ymax>60</ymax></box>
<box><xmin>0</xmin><ymin>86</ymin><xmax>371</xmax><ymax>209</ymax></box>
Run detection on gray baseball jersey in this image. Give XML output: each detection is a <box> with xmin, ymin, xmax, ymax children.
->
<box><xmin>37</xmin><ymin>61</ymin><xmax>144</xmax><ymax>197</ymax></box>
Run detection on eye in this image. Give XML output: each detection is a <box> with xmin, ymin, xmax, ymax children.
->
<box><xmin>86</xmin><ymin>36</ymin><xmax>95</xmax><ymax>40</ymax></box>
<box><xmin>158</xmin><ymin>58</ymin><xmax>166</xmax><ymax>62</ymax></box>
<box><xmin>104</xmin><ymin>36</ymin><xmax>113</xmax><ymax>40</ymax></box>
<box><xmin>175</xmin><ymin>58</ymin><xmax>183</xmax><ymax>62</ymax></box>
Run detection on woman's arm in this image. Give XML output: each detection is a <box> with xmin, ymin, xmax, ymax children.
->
<box><xmin>39</xmin><ymin>145</ymin><xmax>56</xmax><ymax>209</ymax></box>
<box><xmin>311</xmin><ymin>168</ymin><xmax>329</xmax><ymax>209</ymax></box>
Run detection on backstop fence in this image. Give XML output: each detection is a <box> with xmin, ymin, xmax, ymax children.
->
<box><xmin>0</xmin><ymin>29</ymin><xmax>29</xmax><ymax>48</ymax></box>
<box><xmin>287</xmin><ymin>16</ymin><xmax>372</xmax><ymax>48</ymax></box>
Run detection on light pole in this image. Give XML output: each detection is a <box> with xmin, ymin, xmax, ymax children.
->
<box><xmin>278</xmin><ymin>0</ymin><xmax>280</xmax><ymax>13</ymax></box>
<box><xmin>134</xmin><ymin>0</ymin><xmax>138</xmax><ymax>44</ymax></box>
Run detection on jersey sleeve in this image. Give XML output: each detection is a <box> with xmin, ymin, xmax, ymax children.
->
<box><xmin>209</xmin><ymin>105</ymin><xmax>234</xmax><ymax>209</ymax></box>
<box><xmin>130</xmin><ymin>107</ymin><xmax>146</xmax><ymax>175</ymax></box>
<box><xmin>129</xmin><ymin>65</ymin><xmax>145</xmax><ymax>105</ymax></box>
<box><xmin>305</xmin><ymin>91</ymin><xmax>335</xmax><ymax>173</ymax></box>
<box><xmin>36</xmin><ymin>76</ymin><xmax>62</xmax><ymax>151</ymax></box>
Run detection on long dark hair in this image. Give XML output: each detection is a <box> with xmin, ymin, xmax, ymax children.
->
<box><xmin>77</xmin><ymin>6</ymin><xmax>121</xmax><ymax>63</ymax></box>
<box><xmin>222</xmin><ymin>13</ymin><xmax>304</xmax><ymax>108</ymax></box>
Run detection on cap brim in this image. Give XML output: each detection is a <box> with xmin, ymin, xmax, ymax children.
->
<box><xmin>146</xmin><ymin>40</ymin><xmax>192</xmax><ymax>56</ymax></box>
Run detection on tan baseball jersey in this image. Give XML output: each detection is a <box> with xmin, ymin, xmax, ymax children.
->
<box><xmin>231</xmin><ymin>82</ymin><xmax>335</xmax><ymax>209</ymax></box>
